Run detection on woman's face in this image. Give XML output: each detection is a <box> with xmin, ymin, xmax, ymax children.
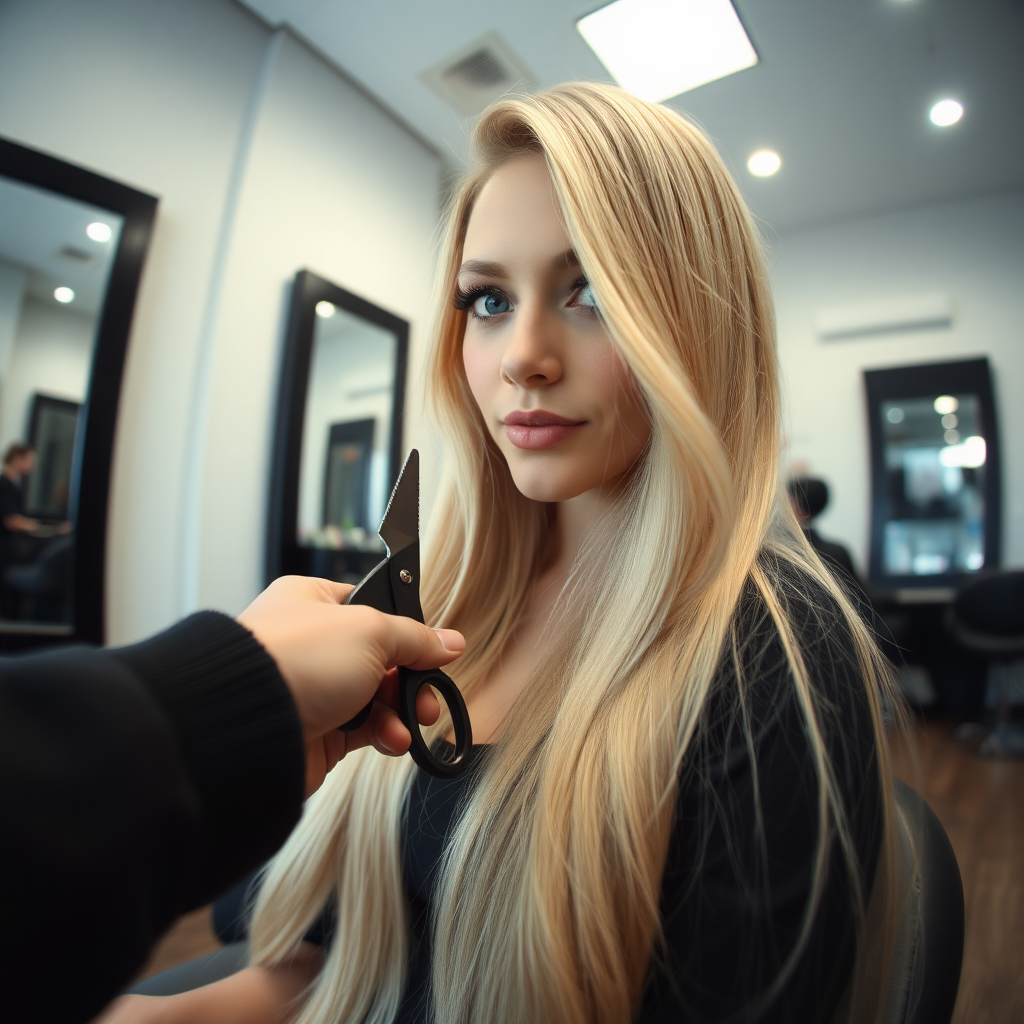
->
<box><xmin>460</xmin><ymin>154</ymin><xmax>651</xmax><ymax>504</ymax></box>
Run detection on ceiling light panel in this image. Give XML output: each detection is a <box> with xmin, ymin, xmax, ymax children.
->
<box><xmin>577</xmin><ymin>0</ymin><xmax>758</xmax><ymax>103</ymax></box>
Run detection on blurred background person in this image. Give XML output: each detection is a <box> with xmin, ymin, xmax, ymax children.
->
<box><xmin>788</xmin><ymin>476</ymin><xmax>860</xmax><ymax>587</ymax></box>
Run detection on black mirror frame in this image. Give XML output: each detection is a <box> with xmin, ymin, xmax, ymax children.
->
<box><xmin>864</xmin><ymin>356</ymin><xmax>1002</xmax><ymax>597</ymax></box>
<box><xmin>0</xmin><ymin>135</ymin><xmax>158</xmax><ymax>648</ymax></box>
<box><xmin>266</xmin><ymin>270</ymin><xmax>409</xmax><ymax>586</ymax></box>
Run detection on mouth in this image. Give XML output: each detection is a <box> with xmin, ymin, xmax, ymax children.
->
<box><xmin>501</xmin><ymin>410</ymin><xmax>586</xmax><ymax>451</ymax></box>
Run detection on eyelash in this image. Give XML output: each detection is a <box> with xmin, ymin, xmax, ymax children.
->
<box><xmin>452</xmin><ymin>284</ymin><xmax>502</xmax><ymax>316</ymax></box>
<box><xmin>452</xmin><ymin>276</ymin><xmax>593</xmax><ymax>320</ymax></box>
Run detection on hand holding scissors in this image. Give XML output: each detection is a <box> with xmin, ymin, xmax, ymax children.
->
<box><xmin>339</xmin><ymin>450</ymin><xmax>473</xmax><ymax>778</ymax></box>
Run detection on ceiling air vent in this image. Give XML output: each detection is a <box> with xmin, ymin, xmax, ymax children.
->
<box><xmin>56</xmin><ymin>245</ymin><xmax>93</xmax><ymax>264</ymax></box>
<box><xmin>422</xmin><ymin>32</ymin><xmax>537</xmax><ymax>116</ymax></box>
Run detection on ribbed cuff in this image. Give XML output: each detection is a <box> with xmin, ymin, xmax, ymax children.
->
<box><xmin>107</xmin><ymin>611</ymin><xmax>305</xmax><ymax>909</ymax></box>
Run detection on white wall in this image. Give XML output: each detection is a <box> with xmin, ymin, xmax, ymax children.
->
<box><xmin>772</xmin><ymin>189</ymin><xmax>1024</xmax><ymax>575</ymax></box>
<box><xmin>0</xmin><ymin>298</ymin><xmax>94</xmax><ymax>452</ymax></box>
<box><xmin>0</xmin><ymin>0</ymin><xmax>441</xmax><ymax>641</ymax></box>
<box><xmin>0</xmin><ymin>262</ymin><xmax>28</xmax><ymax>387</ymax></box>
<box><xmin>192</xmin><ymin>30</ymin><xmax>441</xmax><ymax>615</ymax></box>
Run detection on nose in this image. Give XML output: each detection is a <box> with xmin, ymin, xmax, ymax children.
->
<box><xmin>500</xmin><ymin>302</ymin><xmax>563</xmax><ymax>389</ymax></box>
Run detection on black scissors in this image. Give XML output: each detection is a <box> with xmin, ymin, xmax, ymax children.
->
<box><xmin>338</xmin><ymin>449</ymin><xmax>473</xmax><ymax>778</ymax></box>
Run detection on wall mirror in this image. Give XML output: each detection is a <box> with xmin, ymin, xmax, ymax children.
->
<box><xmin>268</xmin><ymin>270</ymin><xmax>408</xmax><ymax>585</ymax></box>
<box><xmin>864</xmin><ymin>357</ymin><xmax>1001</xmax><ymax>597</ymax></box>
<box><xmin>0</xmin><ymin>136</ymin><xmax>157</xmax><ymax>647</ymax></box>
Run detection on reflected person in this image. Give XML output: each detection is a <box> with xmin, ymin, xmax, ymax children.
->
<box><xmin>0</xmin><ymin>441</ymin><xmax>73</xmax><ymax>619</ymax></box>
<box><xmin>0</xmin><ymin>442</ymin><xmax>39</xmax><ymax>539</ymax></box>
<box><xmin>0</xmin><ymin>442</ymin><xmax>40</xmax><ymax>614</ymax></box>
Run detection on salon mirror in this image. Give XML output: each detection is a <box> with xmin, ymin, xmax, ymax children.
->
<box><xmin>267</xmin><ymin>270</ymin><xmax>408</xmax><ymax>585</ymax></box>
<box><xmin>0</xmin><ymin>137</ymin><xmax>156</xmax><ymax>647</ymax></box>
<box><xmin>865</xmin><ymin>357</ymin><xmax>1001</xmax><ymax>597</ymax></box>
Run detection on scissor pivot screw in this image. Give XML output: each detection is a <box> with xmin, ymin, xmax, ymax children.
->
<box><xmin>399</xmin><ymin>569</ymin><xmax>414</xmax><ymax>584</ymax></box>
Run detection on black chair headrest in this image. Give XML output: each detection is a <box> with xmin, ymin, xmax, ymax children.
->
<box><xmin>953</xmin><ymin>571</ymin><xmax>1024</xmax><ymax>637</ymax></box>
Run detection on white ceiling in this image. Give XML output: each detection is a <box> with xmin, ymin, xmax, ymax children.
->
<box><xmin>0</xmin><ymin>176</ymin><xmax>121</xmax><ymax>317</ymax></box>
<box><xmin>237</xmin><ymin>0</ymin><xmax>1024</xmax><ymax>233</ymax></box>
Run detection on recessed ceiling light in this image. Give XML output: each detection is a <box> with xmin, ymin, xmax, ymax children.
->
<box><xmin>315</xmin><ymin>301</ymin><xmax>336</xmax><ymax>318</ymax></box>
<box><xmin>54</xmin><ymin>287</ymin><xmax>75</xmax><ymax>303</ymax></box>
<box><xmin>576</xmin><ymin>0</ymin><xmax>758</xmax><ymax>103</ymax></box>
<box><xmin>929</xmin><ymin>99</ymin><xmax>963</xmax><ymax>127</ymax></box>
<box><xmin>747</xmin><ymin>149</ymin><xmax>781</xmax><ymax>176</ymax></box>
<box><xmin>86</xmin><ymin>221</ymin><xmax>112</xmax><ymax>242</ymax></box>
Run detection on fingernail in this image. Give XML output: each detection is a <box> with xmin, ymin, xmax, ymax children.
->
<box><xmin>435</xmin><ymin>628</ymin><xmax>465</xmax><ymax>652</ymax></box>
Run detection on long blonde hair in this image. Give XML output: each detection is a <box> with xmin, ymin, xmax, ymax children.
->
<box><xmin>251</xmin><ymin>82</ymin><xmax>901</xmax><ymax>1024</ymax></box>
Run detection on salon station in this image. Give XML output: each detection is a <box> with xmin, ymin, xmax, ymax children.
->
<box><xmin>0</xmin><ymin>1</ymin><xmax>1021</xmax><ymax>1022</ymax></box>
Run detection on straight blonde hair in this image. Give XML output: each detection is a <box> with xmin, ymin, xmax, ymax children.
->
<box><xmin>251</xmin><ymin>82</ymin><xmax>903</xmax><ymax>1024</ymax></box>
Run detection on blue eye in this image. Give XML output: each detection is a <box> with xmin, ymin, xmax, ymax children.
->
<box><xmin>472</xmin><ymin>291</ymin><xmax>511</xmax><ymax>317</ymax></box>
<box><xmin>576</xmin><ymin>282</ymin><xmax>597</xmax><ymax>308</ymax></box>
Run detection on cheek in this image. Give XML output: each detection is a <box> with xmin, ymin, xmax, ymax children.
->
<box><xmin>592</xmin><ymin>346</ymin><xmax>648</xmax><ymax>423</ymax></box>
<box><xmin>604</xmin><ymin>350</ymin><xmax>651</xmax><ymax>453</ymax></box>
<box><xmin>462</xmin><ymin>336</ymin><xmax>495</xmax><ymax>418</ymax></box>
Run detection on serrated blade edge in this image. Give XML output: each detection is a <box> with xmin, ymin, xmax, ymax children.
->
<box><xmin>377</xmin><ymin>449</ymin><xmax>418</xmax><ymax>555</ymax></box>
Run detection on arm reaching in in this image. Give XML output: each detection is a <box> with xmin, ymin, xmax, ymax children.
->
<box><xmin>1</xmin><ymin>575</ymin><xmax>464</xmax><ymax>1024</ymax></box>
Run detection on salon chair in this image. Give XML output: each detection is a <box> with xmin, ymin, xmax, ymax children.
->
<box><xmin>947</xmin><ymin>570</ymin><xmax>1024</xmax><ymax>758</ymax></box>
<box><xmin>888</xmin><ymin>778</ymin><xmax>964</xmax><ymax>1024</ymax></box>
<box><xmin>129</xmin><ymin>785</ymin><xmax>962</xmax><ymax>1024</ymax></box>
<box><xmin>3</xmin><ymin>534</ymin><xmax>74</xmax><ymax>622</ymax></box>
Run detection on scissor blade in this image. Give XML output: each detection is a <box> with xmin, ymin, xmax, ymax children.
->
<box><xmin>378</xmin><ymin>449</ymin><xmax>418</xmax><ymax>556</ymax></box>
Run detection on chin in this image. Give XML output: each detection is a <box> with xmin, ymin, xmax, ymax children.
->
<box><xmin>503</xmin><ymin>452</ymin><xmax>593</xmax><ymax>503</ymax></box>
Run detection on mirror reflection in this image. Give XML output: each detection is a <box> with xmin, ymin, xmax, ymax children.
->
<box><xmin>297</xmin><ymin>301</ymin><xmax>397</xmax><ymax>552</ymax></box>
<box><xmin>0</xmin><ymin>175</ymin><xmax>122</xmax><ymax>628</ymax></box>
<box><xmin>879</xmin><ymin>392</ymin><xmax>986</xmax><ymax>577</ymax></box>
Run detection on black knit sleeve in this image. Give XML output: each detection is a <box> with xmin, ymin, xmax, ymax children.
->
<box><xmin>639</xmin><ymin>571</ymin><xmax>883</xmax><ymax>1024</ymax></box>
<box><xmin>0</xmin><ymin>612</ymin><xmax>304</xmax><ymax>1024</ymax></box>
<box><xmin>107</xmin><ymin>612</ymin><xmax>306</xmax><ymax>909</ymax></box>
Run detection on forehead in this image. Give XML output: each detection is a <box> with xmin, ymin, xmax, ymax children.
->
<box><xmin>462</xmin><ymin>154</ymin><xmax>571</xmax><ymax>262</ymax></box>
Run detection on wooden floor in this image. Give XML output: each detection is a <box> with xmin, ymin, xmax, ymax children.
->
<box><xmin>890</xmin><ymin>718</ymin><xmax>1024</xmax><ymax>1024</ymax></box>
<box><xmin>144</xmin><ymin>718</ymin><xmax>1024</xmax><ymax>1020</ymax></box>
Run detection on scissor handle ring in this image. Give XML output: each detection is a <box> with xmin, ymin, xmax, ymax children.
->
<box><xmin>398</xmin><ymin>667</ymin><xmax>473</xmax><ymax>778</ymax></box>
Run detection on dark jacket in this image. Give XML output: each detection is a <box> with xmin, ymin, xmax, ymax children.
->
<box><xmin>0</xmin><ymin>612</ymin><xmax>305</xmax><ymax>1024</ymax></box>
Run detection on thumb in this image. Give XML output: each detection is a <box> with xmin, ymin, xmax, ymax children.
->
<box><xmin>309</xmin><ymin>577</ymin><xmax>354</xmax><ymax>604</ymax></box>
<box><xmin>383</xmin><ymin>617</ymin><xmax>466</xmax><ymax>672</ymax></box>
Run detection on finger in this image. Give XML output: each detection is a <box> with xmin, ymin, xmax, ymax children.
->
<box><xmin>370</xmin><ymin>671</ymin><xmax>439</xmax><ymax>724</ymax></box>
<box><xmin>381</xmin><ymin>618</ymin><xmax>466</xmax><ymax>672</ymax></box>
<box><xmin>373</xmin><ymin>667</ymin><xmax>401</xmax><ymax>710</ymax></box>
<box><xmin>415</xmin><ymin>684</ymin><xmax>441</xmax><ymax>726</ymax></box>
<box><xmin>320</xmin><ymin>729</ymin><xmax>347</xmax><ymax>774</ymax></box>
<box><xmin>370</xmin><ymin>704</ymin><xmax>412</xmax><ymax>757</ymax></box>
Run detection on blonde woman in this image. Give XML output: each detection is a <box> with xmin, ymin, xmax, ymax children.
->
<box><xmin>109</xmin><ymin>83</ymin><xmax>902</xmax><ymax>1024</ymax></box>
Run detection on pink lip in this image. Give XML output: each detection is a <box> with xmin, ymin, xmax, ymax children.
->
<box><xmin>502</xmin><ymin>410</ymin><xmax>586</xmax><ymax>450</ymax></box>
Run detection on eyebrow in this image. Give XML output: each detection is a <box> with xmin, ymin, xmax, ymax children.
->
<box><xmin>457</xmin><ymin>247</ymin><xmax>582</xmax><ymax>278</ymax></box>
